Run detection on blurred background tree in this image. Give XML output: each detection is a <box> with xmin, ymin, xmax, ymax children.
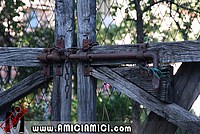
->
<box><xmin>97</xmin><ymin>0</ymin><xmax>199</xmax><ymax>45</ymax></box>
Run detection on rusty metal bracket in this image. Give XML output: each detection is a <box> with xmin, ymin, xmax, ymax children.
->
<box><xmin>56</xmin><ymin>38</ymin><xmax>65</xmax><ymax>48</ymax></box>
<box><xmin>82</xmin><ymin>39</ymin><xmax>98</xmax><ymax>51</ymax></box>
<box><xmin>37</xmin><ymin>40</ymin><xmax>160</xmax><ymax>90</ymax></box>
<box><xmin>82</xmin><ymin>39</ymin><xmax>94</xmax><ymax>75</ymax></box>
<box><xmin>39</xmin><ymin>38</ymin><xmax>65</xmax><ymax>77</ymax></box>
<box><xmin>137</xmin><ymin>43</ymin><xmax>160</xmax><ymax>91</ymax></box>
<box><xmin>82</xmin><ymin>39</ymin><xmax>92</xmax><ymax>51</ymax></box>
<box><xmin>83</xmin><ymin>64</ymin><xmax>93</xmax><ymax>76</ymax></box>
<box><xmin>55</xmin><ymin>38</ymin><xmax>65</xmax><ymax>76</ymax></box>
<box><xmin>40</xmin><ymin>48</ymin><xmax>51</xmax><ymax>77</ymax></box>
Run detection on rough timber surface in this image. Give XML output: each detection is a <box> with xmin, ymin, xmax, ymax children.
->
<box><xmin>0</xmin><ymin>41</ymin><xmax>199</xmax><ymax>67</ymax></box>
<box><xmin>0</xmin><ymin>47</ymin><xmax>42</xmax><ymax>67</ymax></box>
<box><xmin>140</xmin><ymin>62</ymin><xmax>200</xmax><ymax>134</ymax></box>
<box><xmin>92</xmin><ymin>67</ymin><xmax>200</xmax><ymax>133</ymax></box>
<box><xmin>77</xmin><ymin>0</ymin><xmax>97</xmax><ymax>122</ymax></box>
<box><xmin>0</xmin><ymin>71</ymin><xmax>52</xmax><ymax>109</ymax></box>
<box><xmin>90</xmin><ymin>40</ymin><xmax>200</xmax><ymax>65</ymax></box>
<box><xmin>51</xmin><ymin>0</ymin><xmax>74</xmax><ymax>121</ymax></box>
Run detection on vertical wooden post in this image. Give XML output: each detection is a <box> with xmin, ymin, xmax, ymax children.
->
<box><xmin>77</xmin><ymin>0</ymin><xmax>97</xmax><ymax>122</ymax></box>
<box><xmin>51</xmin><ymin>0</ymin><xmax>75</xmax><ymax>121</ymax></box>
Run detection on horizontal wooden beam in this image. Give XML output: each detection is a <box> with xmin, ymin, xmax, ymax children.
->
<box><xmin>0</xmin><ymin>40</ymin><xmax>199</xmax><ymax>66</ymax></box>
<box><xmin>92</xmin><ymin>67</ymin><xmax>200</xmax><ymax>133</ymax></box>
<box><xmin>0</xmin><ymin>47</ymin><xmax>43</xmax><ymax>67</ymax></box>
<box><xmin>91</xmin><ymin>40</ymin><xmax>200</xmax><ymax>64</ymax></box>
<box><xmin>0</xmin><ymin>70</ymin><xmax>52</xmax><ymax>109</ymax></box>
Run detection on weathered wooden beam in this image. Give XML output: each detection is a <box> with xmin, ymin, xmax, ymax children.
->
<box><xmin>0</xmin><ymin>41</ymin><xmax>199</xmax><ymax>67</ymax></box>
<box><xmin>112</xmin><ymin>66</ymin><xmax>152</xmax><ymax>89</ymax></box>
<box><xmin>113</xmin><ymin>65</ymin><xmax>173</xmax><ymax>103</ymax></box>
<box><xmin>140</xmin><ymin>62</ymin><xmax>200</xmax><ymax>134</ymax></box>
<box><xmin>90</xmin><ymin>40</ymin><xmax>200</xmax><ymax>65</ymax></box>
<box><xmin>0</xmin><ymin>47</ymin><xmax>42</xmax><ymax>67</ymax></box>
<box><xmin>51</xmin><ymin>0</ymin><xmax>74</xmax><ymax>121</ymax></box>
<box><xmin>77</xmin><ymin>0</ymin><xmax>97</xmax><ymax>122</ymax></box>
<box><xmin>92</xmin><ymin>67</ymin><xmax>200</xmax><ymax>133</ymax></box>
<box><xmin>0</xmin><ymin>70</ymin><xmax>52</xmax><ymax>109</ymax></box>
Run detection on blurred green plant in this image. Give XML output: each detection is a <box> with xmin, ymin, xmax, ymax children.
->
<box><xmin>0</xmin><ymin>0</ymin><xmax>26</xmax><ymax>46</ymax></box>
<box><xmin>96</xmin><ymin>82</ymin><xmax>133</xmax><ymax>123</ymax></box>
<box><xmin>97</xmin><ymin>90</ymin><xmax>132</xmax><ymax>123</ymax></box>
<box><xmin>15</xmin><ymin>27</ymin><xmax>54</xmax><ymax>48</ymax></box>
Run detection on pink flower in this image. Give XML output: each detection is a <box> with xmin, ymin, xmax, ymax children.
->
<box><xmin>103</xmin><ymin>82</ymin><xmax>110</xmax><ymax>92</ymax></box>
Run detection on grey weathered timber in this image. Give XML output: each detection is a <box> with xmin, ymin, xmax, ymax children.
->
<box><xmin>0</xmin><ymin>47</ymin><xmax>42</xmax><ymax>67</ymax></box>
<box><xmin>0</xmin><ymin>106</ymin><xmax>9</xmax><ymax>121</ymax></box>
<box><xmin>113</xmin><ymin>66</ymin><xmax>173</xmax><ymax>102</ymax></box>
<box><xmin>51</xmin><ymin>0</ymin><xmax>74</xmax><ymax>121</ymax></box>
<box><xmin>132</xmin><ymin>101</ymin><xmax>141</xmax><ymax>134</ymax></box>
<box><xmin>140</xmin><ymin>62</ymin><xmax>200</xmax><ymax>134</ymax></box>
<box><xmin>92</xmin><ymin>67</ymin><xmax>200</xmax><ymax>133</ymax></box>
<box><xmin>0</xmin><ymin>41</ymin><xmax>200</xmax><ymax>67</ymax></box>
<box><xmin>112</xmin><ymin>67</ymin><xmax>152</xmax><ymax>89</ymax></box>
<box><xmin>90</xmin><ymin>40</ymin><xmax>200</xmax><ymax>65</ymax></box>
<box><xmin>0</xmin><ymin>70</ymin><xmax>52</xmax><ymax>109</ymax></box>
<box><xmin>77</xmin><ymin>0</ymin><xmax>97</xmax><ymax>122</ymax></box>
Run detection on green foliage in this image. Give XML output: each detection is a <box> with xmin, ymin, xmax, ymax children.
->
<box><xmin>96</xmin><ymin>12</ymin><xmax>124</xmax><ymax>45</ymax></box>
<box><xmin>15</xmin><ymin>27</ymin><xmax>54</xmax><ymax>48</ymax></box>
<box><xmin>97</xmin><ymin>0</ymin><xmax>199</xmax><ymax>44</ymax></box>
<box><xmin>24</xmin><ymin>88</ymin><xmax>52</xmax><ymax>121</ymax></box>
<box><xmin>0</xmin><ymin>0</ymin><xmax>25</xmax><ymax>46</ymax></box>
<box><xmin>97</xmin><ymin>12</ymin><xmax>136</xmax><ymax>44</ymax></box>
<box><xmin>71</xmin><ymin>97</ymin><xmax>78</xmax><ymax>122</ymax></box>
<box><xmin>97</xmin><ymin>90</ymin><xmax>132</xmax><ymax>123</ymax></box>
<box><xmin>69</xmin><ymin>84</ymin><xmax>134</xmax><ymax>123</ymax></box>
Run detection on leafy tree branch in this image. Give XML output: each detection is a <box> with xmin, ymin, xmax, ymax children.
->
<box><xmin>143</xmin><ymin>0</ymin><xmax>167</xmax><ymax>13</ymax></box>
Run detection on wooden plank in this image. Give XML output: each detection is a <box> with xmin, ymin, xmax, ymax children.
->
<box><xmin>112</xmin><ymin>66</ymin><xmax>173</xmax><ymax>103</ymax></box>
<box><xmin>51</xmin><ymin>0</ymin><xmax>74</xmax><ymax>121</ymax></box>
<box><xmin>112</xmin><ymin>66</ymin><xmax>152</xmax><ymax>89</ymax></box>
<box><xmin>0</xmin><ymin>106</ymin><xmax>9</xmax><ymax>121</ymax></box>
<box><xmin>0</xmin><ymin>41</ymin><xmax>200</xmax><ymax>67</ymax></box>
<box><xmin>90</xmin><ymin>40</ymin><xmax>200</xmax><ymax>65</ymax></box>
<box><xmin>77</xmin><ymin>0</ymin><xmax>97</xmax><ymax>122</ymax></box>
<box><xmin>92</xmin><ymin>67</ymin><xmax>200</xmax><ymax>133</ymax></box>
<box><xmin>173</xmin><ymin>63</ymin><xmax>200</xmax><ymax>108</ymax></box>
<box><xmin>0</xmin><ymin>70</ymin><xmax>52</xmax><ymax>109</ymax></box>
<box><xmin>140</xmin><ymin>62</ymin><xmax>200</xmax><ymax>134</ymax></box>
<box><xmin>0</xmin><ymin>47</ymin><xmax>42</xmax><ymax>67</ymax></box>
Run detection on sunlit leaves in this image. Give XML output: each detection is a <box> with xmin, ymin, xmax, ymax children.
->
<box><xmin>0</xmin><ymin>0</ymin><xmax>25</xmax><ymax>46</ymax></box>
